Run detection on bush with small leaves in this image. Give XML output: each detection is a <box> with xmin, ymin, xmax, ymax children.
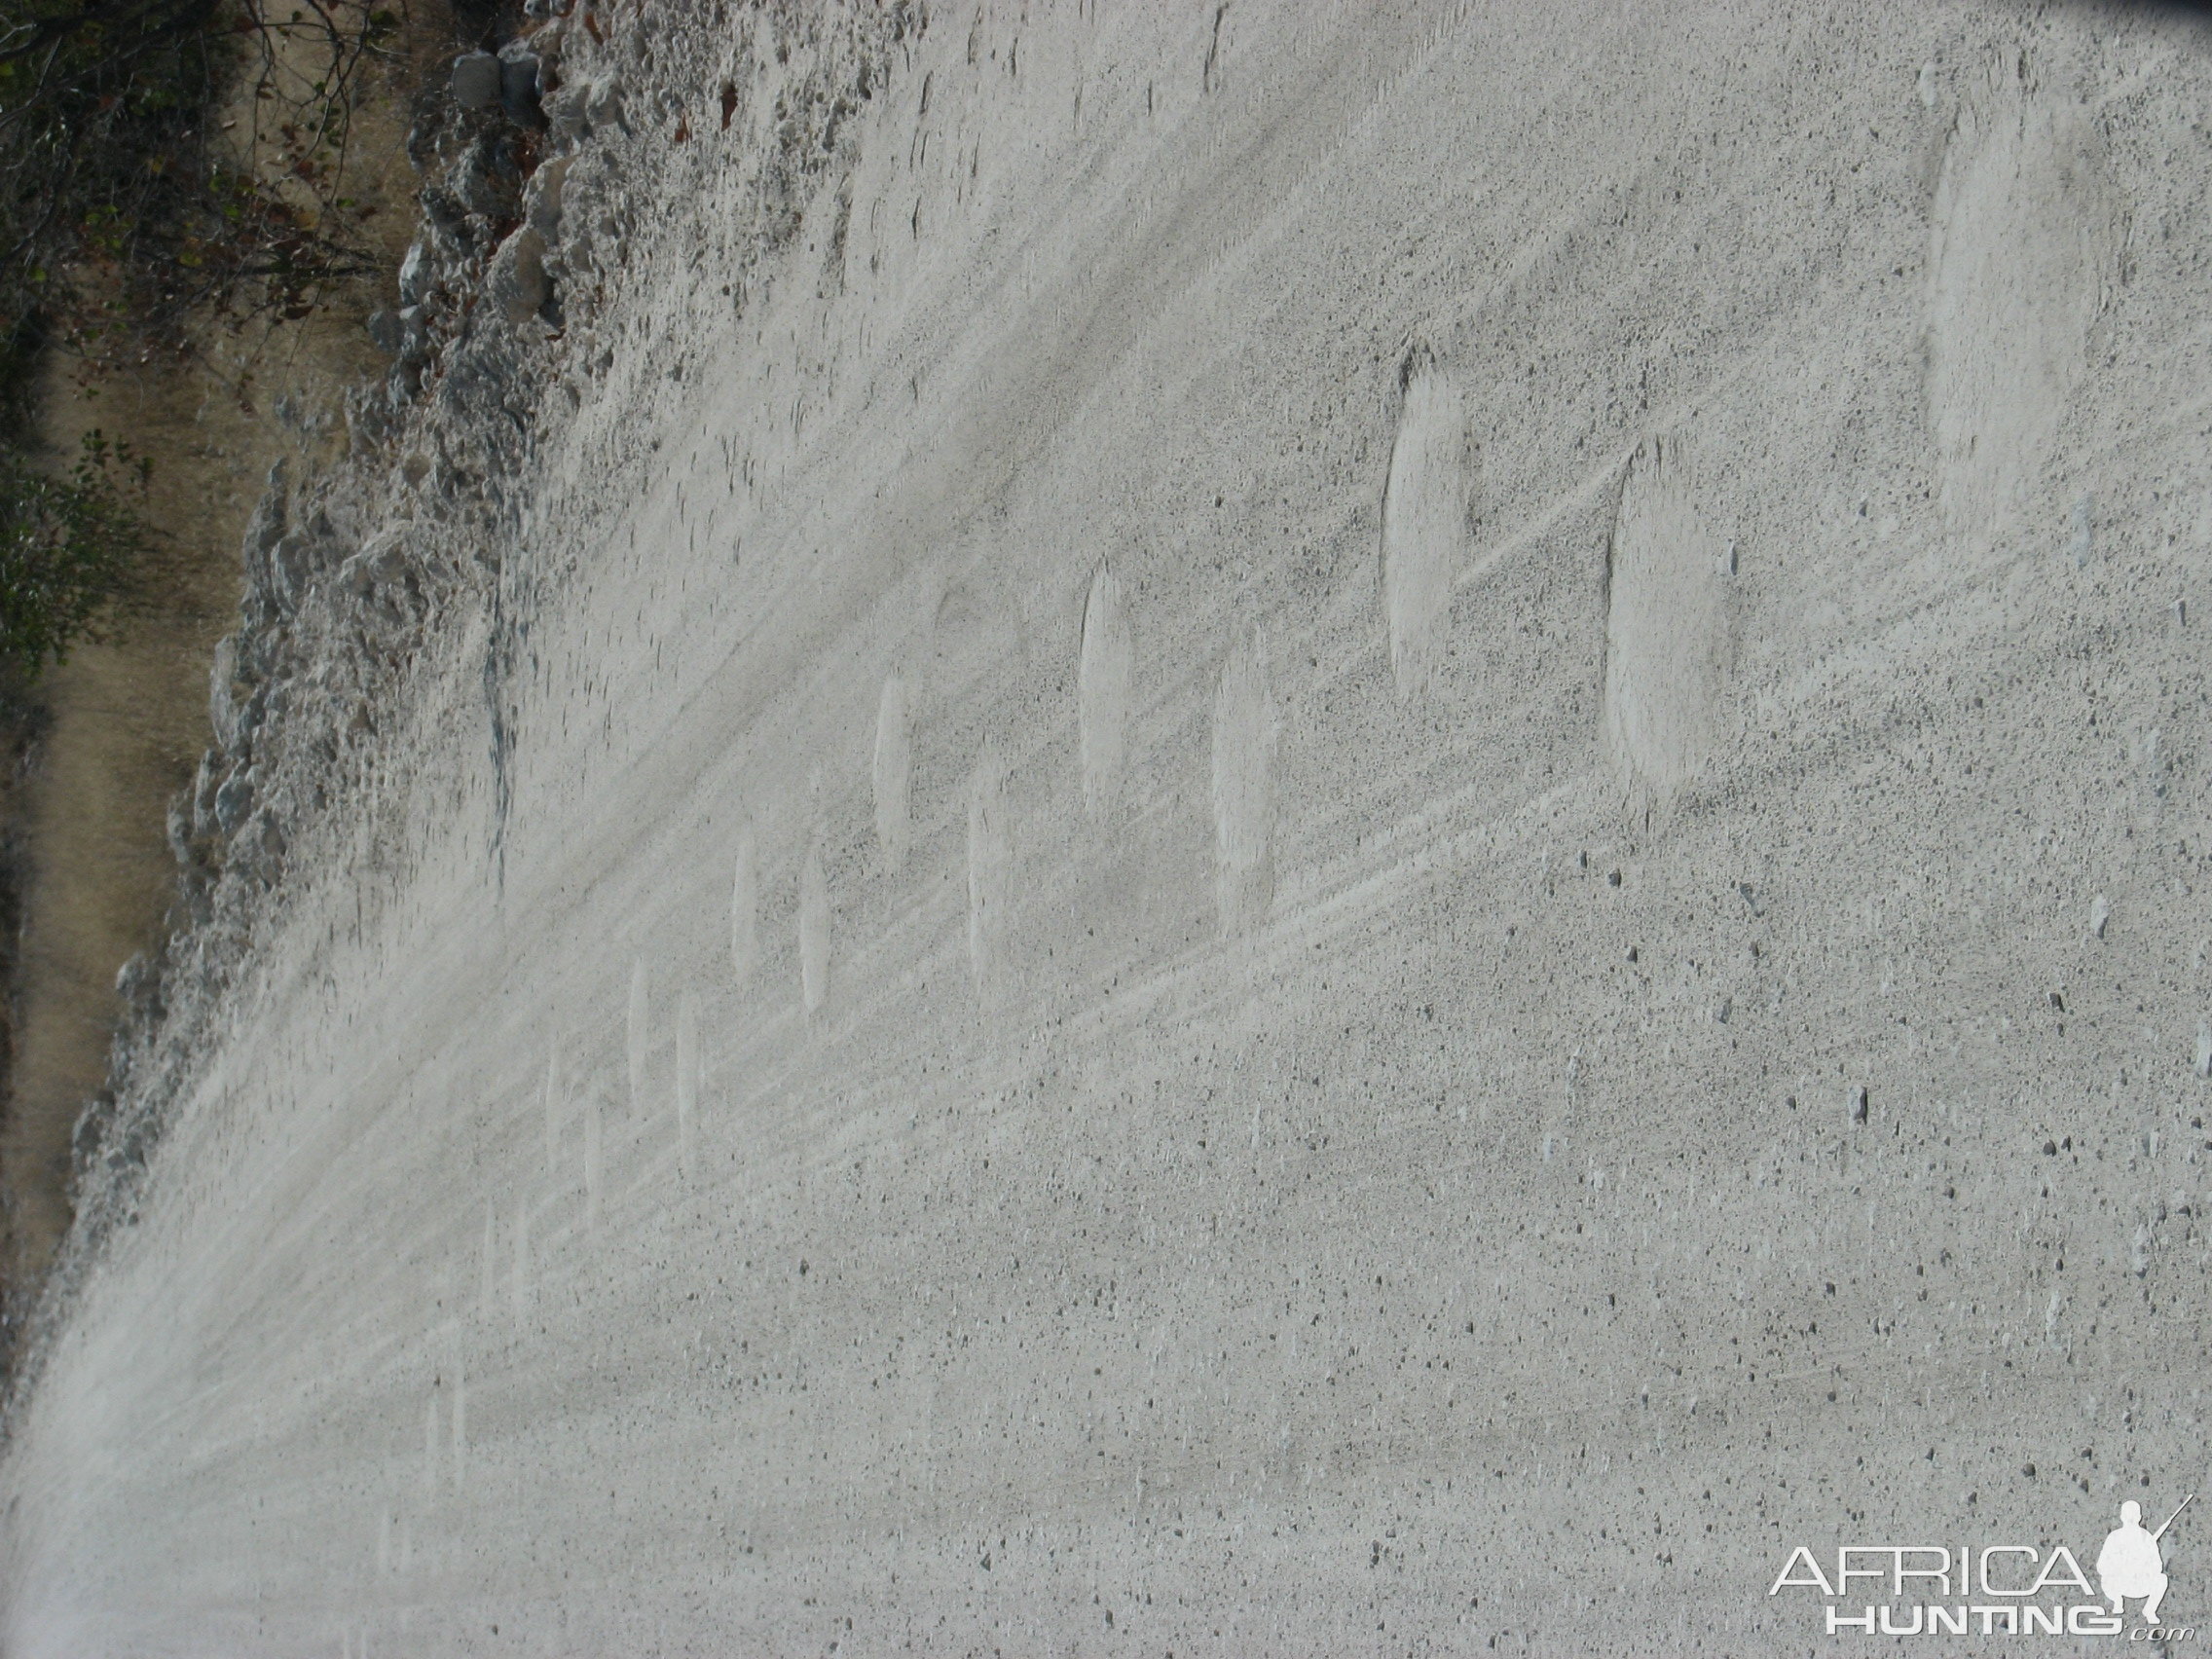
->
<box><xmin>0</xmin><ymin>431</ymin><xmax>154</xmax><ymax>673</ymax></box>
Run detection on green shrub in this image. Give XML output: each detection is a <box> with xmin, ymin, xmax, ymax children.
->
<box><xmin>0</xmin><ymin>0</ymin><xmax>388</xmax><ymax>675</ymax></box>
<box><xmin>0</xmin><ymin>430</ymin><xmax>152</xmax><ymax>672</ymax></box>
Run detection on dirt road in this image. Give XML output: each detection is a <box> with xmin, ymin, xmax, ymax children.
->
<box><xmin>5</xmin><ymin>4</ymin><xmax>2210</xmax><ymax>1650</ymax></box>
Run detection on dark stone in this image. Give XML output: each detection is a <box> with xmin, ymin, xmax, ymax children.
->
<box><xmin>212</xmin><ymin>769</ymin><xmax>256</xmax><ymax>836</ymax></box>
<box><xmin>452</xmin><ymin>51</ymin><xmax>501</xmax><ymax>111</ymax></box>
<box><xmin>452</xmin><ymin>138</ymin><xmax>521</xmax><ymax>221</ymax></box>
<box><xmin>500</xmin><ymin>53</ymin><xmax>544</xmax><ymax>127</ymax></box>
<box><xmin>367</xmin><ymin>309</ymin><xmax>405</xmax><ymax>355</ymax></box>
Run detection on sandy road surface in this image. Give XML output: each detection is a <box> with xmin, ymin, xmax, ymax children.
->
<box><xmin>7</xmin><ymin>3</ymin><xmax>2212</xmax><ymax>1651</ymax></box>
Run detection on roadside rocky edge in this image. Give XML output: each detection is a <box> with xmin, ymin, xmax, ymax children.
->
<box><xmin>4</xmin><ymin>0</ymin><xmax>921</xmax><ymax>1417</ymax></box>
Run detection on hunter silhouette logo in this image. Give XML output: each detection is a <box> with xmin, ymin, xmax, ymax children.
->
<box><xmin>1769</xmin><ymin>1493</ymin><xmax>2196</xmax><ymax>1639</ymax></box>
<box><xmin>2098</xmin><ymin>1495</ymin><xmax>2191</xmax><ymax>1627</ymax></box>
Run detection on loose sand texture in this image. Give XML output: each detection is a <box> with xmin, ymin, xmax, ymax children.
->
<box><xmin>4</xmin><ymin>3</ymin><xmax>2212</xmax><ymax>1652</ymax></box>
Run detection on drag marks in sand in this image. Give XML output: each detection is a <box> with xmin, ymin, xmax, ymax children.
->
<box><xmin>625</xmin><ymin>957</ymin><xmax>650</xmax><ymax>1116</ymax></box>
<box><xmin>582</xmin><ymin>1075</ymin><xmax>604</xmax><ymax>1234</ymax></box>
<box><xmin>1380</xmin><ymin>362</ymin><xmax>1475</xmax><ymax>702</ymax></box>
<box><xmin>1927</xmin><ymin>50</ymin><xmax>2115</xmax><ymax>550</ymax></box>
<box><xmin>510</xmin><ymin>1199</ymin><xmax>532</xmax><ymax>1328</ymax></box>
<box><xmin>967</xmin><ymin>738</ymin><xmax>1013</xmax><ymax>998</ymax></box>
<box><xmin>798</xmin><ymin>846</ymin><xmax>831</xmax><ymax>1015</ymax></box>
<box><xmin>729</xmin><ymin>820</ymin><xmax>760</xmax><ymax>985</ymax></box>
<box><xmin>1603</xmin><ymin>434</ymin><xmax>1732</xmax><ymax>807</ymax></box>
<box><xmin>675</xmin><ymin>990</ymin><xmax>699</xmax><ymax>1179</ymax></box>
<box><xmin>524</xmin><ymin>357</ymin><xmax>1735</xmax><ymax>1256</ymax></box>
<box><xmin>542</xmin><ymin>1043</ymin><xmax>562</xmax><ymax>1178</ymax></box>
<box><xmin>1078</xmin><ymin>562</ymin><xmax>1132</xmax><ymax>819</ymax></box>
<box><xmin>872</xmin><ymin>671</ymin><xmax>914</xmax><ymax>875</ymax></box>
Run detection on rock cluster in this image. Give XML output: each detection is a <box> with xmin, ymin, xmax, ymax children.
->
<box><xmin>40</xmin><ymin>0</ymin><xmax>922</xmax><ymax>1398</ymax></box>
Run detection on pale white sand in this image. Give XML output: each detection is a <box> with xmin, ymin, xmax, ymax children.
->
<box><xmin>6</xmin><ymin>3</ymin><xmax>2211</xmax><ymax>1650</ymax></box>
